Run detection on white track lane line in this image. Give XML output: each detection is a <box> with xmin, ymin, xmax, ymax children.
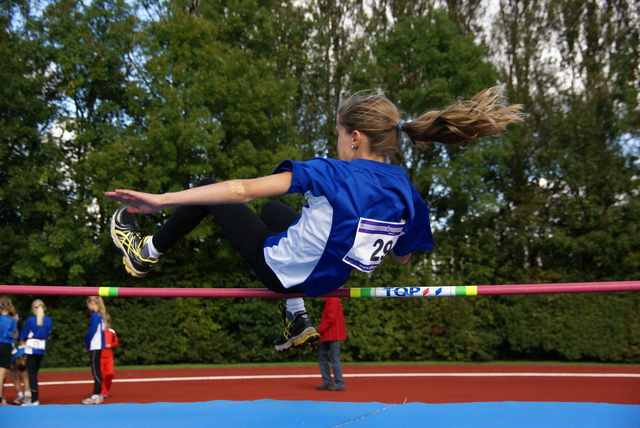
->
<box><xmin>8</xmin><ymin>371</ymin><xmax>640</xmax><ymax>387</ymax></box>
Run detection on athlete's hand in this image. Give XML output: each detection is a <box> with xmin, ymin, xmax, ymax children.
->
<box><xmin>104</xmin><ymin>189</ymin><xmax>166</xmax><ymax>214</ymax></box>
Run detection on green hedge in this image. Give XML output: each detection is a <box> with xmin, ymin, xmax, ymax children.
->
<box><xmin>11</xmin><ymin>288</ymin><xmax>638</xmax><ymax>369</ymax></box>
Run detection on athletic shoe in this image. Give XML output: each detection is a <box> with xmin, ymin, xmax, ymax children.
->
<box><xmin>110</xmin><ymin>206</ymin><xmax>158</xmax><ymax>277</ymax></box>
<box><xmin>316</xmin><ymin>383</ymin><xmax>332</xmax><ymax>390</ymax></box>
<box><xmin>21</xmin><ymin>399</ymin><xmax>40</xmax><ymax>406</ymax></box>
<box><xmin>13</xmin><ymin>396</ymin><xmax>24</xmax><ymax>405</ymax></box>
<box><xmin>0</xmin><ymin>398</ymin><xmax>7</xmax><ymax>406</ymax></box>
<box><xmin>274</xmin><ymin>305</ymin><xmax>320</xmax><ymax>352</ymax></box>
<box><xmin>82</xmin><ymin>394</ymin><xmax>104</xmax><ymax>405</ymax></box>
<box><xmin>328</xmin><ymin>384</ymin><xmax>345</xmax><ymax>391</ymax></box>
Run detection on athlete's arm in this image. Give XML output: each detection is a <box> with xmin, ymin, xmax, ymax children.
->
<box><xmin>391</xmin><ymin>250</ymin><xmax>411</xmax><ymax>264</ymax></box>
<box><xmin>105</xmin><ymin>172</ymin><xmax>293</xmax><ymax>214</ymax></box>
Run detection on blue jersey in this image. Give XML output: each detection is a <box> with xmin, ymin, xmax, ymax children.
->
<box><xmin>85</xmin><ymin>312</ymin><xmax>104</xmax><ymax>351</ymax></box>
<box><xmin>20</xmin><ymin>315</ymin><xmax>53</xmax><ymax>355</ymax></box>
<box><xmin>263</xmin><ymin>157</ymin><xmax>433</xmax><ymax>297</ymax></box>
<box><xmin>0</xmin><ymin>314</ymin><xmax>17</xmax><ymax>345</ymax></box>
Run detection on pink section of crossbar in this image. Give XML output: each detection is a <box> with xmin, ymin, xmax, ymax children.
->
<box><xmin>474</xmin><ymin>281</ymin><xmax>640</xmax><ymax>295</ymax></box>
<box><xmin>0</xmin><ymin>284</ymin><xmax>344</xmax><ymax>298</ymax></box>
<box><xmin>0</xmin><ymin>281</ymin><xmax>638</xmax><ymax>298</ymax></box>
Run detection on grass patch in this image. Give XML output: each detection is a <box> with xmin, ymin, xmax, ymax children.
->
<box><xmin>40</xmin><ymin>360</ymin><xmax>638</xmax><ymax>373</ymax></box>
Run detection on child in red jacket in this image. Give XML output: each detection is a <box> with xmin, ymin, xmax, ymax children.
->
<box><xmin>316</xmin><ymin>298</ymin><xmax>347</xmax><ymax>391</ymax></box>
<box><xmin>100</xmin><ymin>314</ymin><xmax>119</xmax><ymax>398</ymax></box>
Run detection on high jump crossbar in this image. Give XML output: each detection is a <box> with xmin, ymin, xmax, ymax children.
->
<box><xmin>0</xmin><ymin>281</ymin><xmax>638</xmax><ymax>298</ymax></box>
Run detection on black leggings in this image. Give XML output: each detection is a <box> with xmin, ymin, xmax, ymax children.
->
<box><xmin>89</xmin><ymin>350</ymin><xmax>102</xmax><ymax>396</ymax></box>
<box><xmin>26</xmin><ymin>354</ymin><xmax>44</xmax><ymax>401</ymax></box>
<box><xmin>152</xmin><ymin>178</ymin><xmax>303</xmax><ymax>294</ymax></box>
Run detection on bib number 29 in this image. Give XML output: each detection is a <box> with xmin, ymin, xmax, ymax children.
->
<box><xmin>343</xmin><ymin>218</ymin><xmax>405</xmax><ymax>272</ymax></box>
<box><xmin>370</xmin><ymin>239</ymin><xmax>394</xmax><ymax>262</ymax></box>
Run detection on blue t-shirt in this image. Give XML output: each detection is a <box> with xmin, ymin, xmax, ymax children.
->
<box><xmin>85</xmin><ymin>312</ymin><xmax>104</xmax><ymax>351</ymax></box>
<box><xmin>263</xmin><ymin>157</ymin><xmax>433</xmax><ymax>296</ymax></box>
<box><xmin>20</xmin><ymin>315</ymin><xmax>53</xmax><ymax>355</ymax></box>
<box><xmin>0</xmin><ymin>314</ymin><xmax>17</xmax><ymax>345</ymax></box>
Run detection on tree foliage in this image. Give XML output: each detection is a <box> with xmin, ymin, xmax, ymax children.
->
<box><xmin>1</xmin><ymin>0</ymin><xmax>638</xmax><ymax>367</ymax></box>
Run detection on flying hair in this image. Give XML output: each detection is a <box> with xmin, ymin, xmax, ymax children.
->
<box><xmin>337</xmin><ymin>87</ymin><xmax>524</xmax><ymax>157</ymax></box>
<box><xmin>406</xmin><ymin>87</ymin><xmax>525</xmax><ymax>148</ymax></box>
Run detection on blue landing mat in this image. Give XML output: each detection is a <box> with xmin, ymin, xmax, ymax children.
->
<box><xmin>1</xmin><ymin>400</ymin><xmax>639</xmax><ymax>427</ymax></box>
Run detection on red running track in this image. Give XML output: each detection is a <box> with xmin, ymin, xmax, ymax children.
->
<box><xmin>6</xmin><ymin>364</ymin><xmax>640</xmax><ymax>406</ymax></box>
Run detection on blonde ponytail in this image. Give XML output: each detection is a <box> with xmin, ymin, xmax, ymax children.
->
<box><xmin>405</xmin><ymin>87</ymin><xmax>524</xmax><ymax>148</ymax></box>
<box><xmin>337</xmin><ymin>86</ymin><xmax>524</xmax><ymax>157</ymax></box>
<box><xmin>32</xmin><ymin>299</ymin><xmax>46</xmax><ymax>326</ymax></box>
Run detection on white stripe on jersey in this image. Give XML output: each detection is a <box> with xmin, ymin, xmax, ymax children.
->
<box><xmin>89</xmin><ymin>321</ymin><xmax>104</xmax><ymax>351</ymax></box>
<box><xmin>264</xmin><ymin>192</ymin><xmax>333</xmax><ymax>288</ymax></box>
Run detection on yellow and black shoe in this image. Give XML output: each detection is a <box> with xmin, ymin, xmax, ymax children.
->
<box><xmin>274</xmin><ymin>305</ymin><xmax>320</xmax><ymax>352</ymax></box>
<box><xmin>110</xmin><ymin>206</ymin><xmax>158</xmax><ymax>277</ymax></box>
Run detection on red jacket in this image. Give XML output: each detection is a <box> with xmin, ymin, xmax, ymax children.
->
<box><xmin>101</xmin><ymin>328</ymin><xmax>119</xmax><ymax>360</ymax></box>
<box><xmin>317</xmin><ymin>298</ymin><xmax>346</xmax><ymax>342</ymax></box>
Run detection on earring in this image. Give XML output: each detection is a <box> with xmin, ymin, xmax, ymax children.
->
<box><xmin>351</xmin><ymin>145</ymin><xmax>355</xmax><ymax>149</ymax></box>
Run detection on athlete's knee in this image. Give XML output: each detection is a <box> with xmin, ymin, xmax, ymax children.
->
<box><xmin>260</xmin><ymin>200</ymin><xmax>285</xmax><ymax>216</ymax></box>
<box><xmin>260</xmin><ymin>200</ymin><xmax>299</xmax><ymax>221</ymax></box>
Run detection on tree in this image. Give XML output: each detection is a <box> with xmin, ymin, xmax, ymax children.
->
<box><xmin>491</xmin><ymin>0</ymin><xmax>640</xmax><ymax>282</ymax></box>
<box><xmin>486</xmin><ymin>0</ymin><xmax>640</xmax><ymax>361</ymax></box>
<box><xmin>0</xmin><ymin>1</ymin><xmax>67</xmax><ymax>285</ymax></box>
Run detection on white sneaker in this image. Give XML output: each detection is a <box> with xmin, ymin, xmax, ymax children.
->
<box><xmin>82</xmin><ymin>394</ymin><xmax>103</xmax><ymax>405</ymax></box>
<box><xmin>13</xmin><ymin>396</ymin><xmax>24</xmax><ymax>405</ymax></box>
<box><xmin>21</xmin><ymin>399</ymin><xmax>40</xmax><ymax>406</ymax></box>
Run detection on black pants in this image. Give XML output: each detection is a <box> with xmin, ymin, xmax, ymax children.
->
<box><xmin>89</xmin><ymin>350</ymin><xmax>102</xmax><ymax>396</ymax></box>
<box><xmin>152</xmin><ymin>178</ymin><xmax>303</xmax><ymax>294</ymax></box>
<box><xmin>26</xmin><ymin>354</ymin><xmax>44</xmax><ymax>401</ymax></box>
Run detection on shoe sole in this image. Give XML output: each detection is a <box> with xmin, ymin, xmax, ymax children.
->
<box><xmin>274</xmin><ymin>327</ymin><xmax>320</xmax><ymax>352</ymax></box>
<box><xmin>110</xmin><ymin>213</ymin><xmax>148</xmax><ymax>278</ymax></box>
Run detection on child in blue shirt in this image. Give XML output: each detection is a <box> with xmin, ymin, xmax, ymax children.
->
<box><xmin>10</xmin><ymin>346</ymin><xmax>29</xmax><ymax>404</ymax></box>
<box><xmin>0</xmin><ymin>297</ymin><xmax>18</xmax><ymax>406</ymax></box>
<box><xmin>82</xmin><ymin>296</ymin><xmax>106</xmax><ymax>405</ymax></box>
<box><xmin>19</xmin><ymin>299</ymin><xmax>53</xmax><ymax>406</ymax></box>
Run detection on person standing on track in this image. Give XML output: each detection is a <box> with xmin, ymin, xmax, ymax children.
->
<box><xmin>0</xmin><ymin>297</ymin><xmax>18</xmax><ymax>406</ymax></box>
<box><xmin>105</xmin><ymin>88</ymin><xmax>523</xmax><ymax>353</ymax></box>
<box><xmin>10</xmin><ymin>349</ymin><xmax>30</xmax><ymax>405</ymax></box>
<box><xmin>19</xmin><ymin>299</ymin><xmax>53</xmax><ymax>406</ymax></box>
<box><xmin>100</xmin><ymin>314</ymin><xmax>119</xmax><ymax>399</ymax></box>
<box><xmin>82</xmin><ymin>296</ymin><xmax>106</xmax><ymax>405</ymax></box>
<box><xmin>316</xmin><ymin>297</ymin><xmax>347</xmax><ymax>391</ymax></box>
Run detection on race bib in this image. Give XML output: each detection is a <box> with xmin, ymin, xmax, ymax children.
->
<box><xmin>26</xmin><ymin>338</ymin><xmax>47</xmax><ymax>351</ymax></box>
<box><xmin>343</xmin><ymin>218</ymin><xmax>405</xmax><ymax>272</ymax></box>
